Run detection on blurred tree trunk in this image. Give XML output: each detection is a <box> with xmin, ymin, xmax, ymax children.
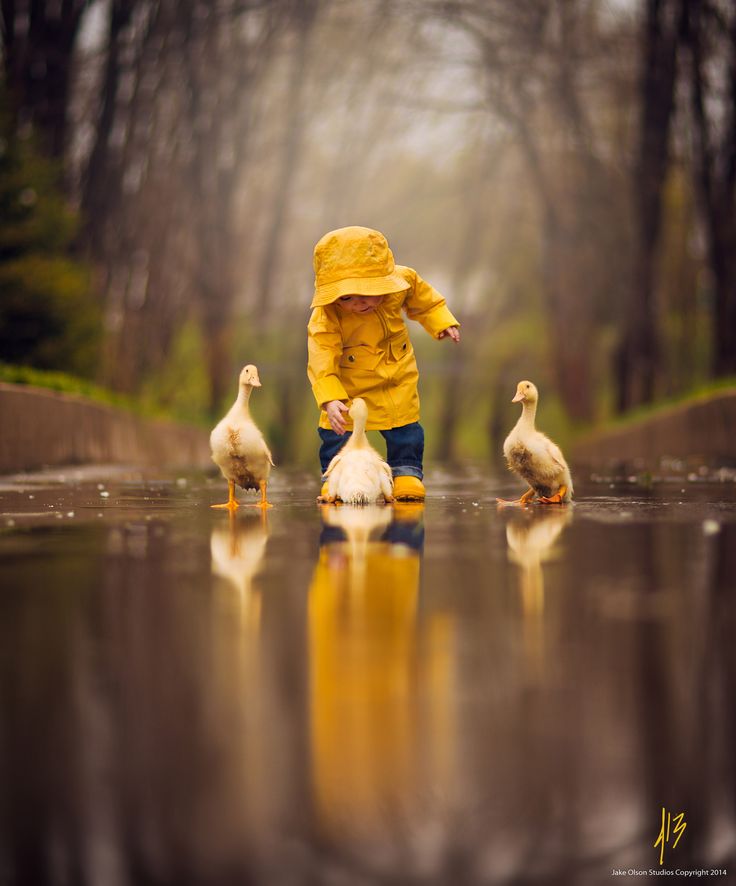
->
<box><xmin>434</xmin><ymin>168</ymin><xmax>486</xmax><ymax>463</ymax></box>
<box><xmin>80</xmin><ymin>0</ymin><xmax>140</xmax><ymax>254</ymax></box>
<box><xmin>685</xmin><ymin>0</ymin><xmax>736</xmax><ymax>378</ymax></box>
<box><xmin>501</xmin><ymin>77</ymin><xmax>604</xmax><ymax>423</ymax></box>
<box><xmin>75</xmin><ymin>0</ymin><xmax>288</xmax><ymax>408</ymax></box>
<box><xmin>615</xmin><ymin>0</ymin><xmax>683</xmax><ymax>412</ymax></box>
<box><xmin>317</xmin><ymin>0</ymin><xmax>395</xmax><ymax>225</ymax></box>
<box><xmin>181</xmin><ymin>0</ymin><xmax>289</xmax><ymax>416</ymax></box>
<box><xmin>256</xmin><ymin>0</ymin><xmax>320</xmax><ymax>319</ymax></box>
<box><xmin>1</xmin><ymin>0</ymin><xmax>94</xmax><ymax>161</ymax></box>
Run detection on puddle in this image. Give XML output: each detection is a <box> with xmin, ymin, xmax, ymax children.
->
<box><xmin>0</xmin><ymin>467</ymin><xmax>734</xmax><ymax>883</ymax></box>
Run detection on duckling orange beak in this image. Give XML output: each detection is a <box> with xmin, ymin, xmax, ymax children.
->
<box><xmin>512</xmin><ymin>390</ymin><xmax>524</xmax><ymax>403</ymax></box>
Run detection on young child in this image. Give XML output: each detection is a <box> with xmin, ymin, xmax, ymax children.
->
<box><xmin>307</xmin><ymin>225</ymin><xmax>460</xmax><ymax>502</ymax></box>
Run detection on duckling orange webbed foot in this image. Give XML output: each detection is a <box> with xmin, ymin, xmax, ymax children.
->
<box><xmin>252</xmin><ymin>480</ymin><xmax>273</xmax><ymax>509</ymax></box>
<box><xmin>496</xmin><ymin>488</ymin><xmax>536</xmax><ymax>507</ymax></box>
<box><xmin>212</xmin><ymin>480</ymin><xmax>240</xmax><ymax>511</ymax></box>
<box><xmin>538</xmin><ymin>485</ymin><xmax>569</xmax><ymax>504</ymax></box>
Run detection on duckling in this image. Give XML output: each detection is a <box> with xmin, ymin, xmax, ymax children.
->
<box><xmin>210</xmin><ymin>364</ymin><xmax>274</xmax><ymax>510</ymax></box>
<box><xmin>318</xmin><ymin>398</ymin><xmax>394</xmax><ymax>505</ymax></box>
<box><xmin>497</xmin><ymin>380</ymin><xmax>573</xmax><ymax>505</ymax></box>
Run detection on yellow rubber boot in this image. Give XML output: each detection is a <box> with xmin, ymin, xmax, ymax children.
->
<box><xmin>393</xmin><ymin>476</ymin><xmax>426</xmax><ymax>502</ymax></box>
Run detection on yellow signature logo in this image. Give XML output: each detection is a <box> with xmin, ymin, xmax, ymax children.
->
<box><xmin>654</xmin><ymin>807</ymin><xmax>687</xmax><ymax>865</ymax></box>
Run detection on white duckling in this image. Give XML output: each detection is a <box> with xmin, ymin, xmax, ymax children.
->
<box><xmin>210</xmin><ymin>364</ymin><xmax>274</xmax><ymax>510</ymax></box>
<box><xmin>319</xmin><ymin>398</ymin><xmax>394</xmax><ymax>505</ymax></box>
<box><xmin>498</xmin><ymin>380</ymin><xmax>573</xmax><ymax>505</ymax></box>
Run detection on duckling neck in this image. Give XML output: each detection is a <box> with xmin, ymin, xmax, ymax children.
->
<box><xmin>349</xmin><ymin>413</ymin><xmax>368</xmax><ymax>447</ymax></box>
<box><xmin>517</xmin><ymin>400</ymin><xmax>537</xmax><ymax>432</ymax></box>
<box><xmin>236</xmin><ymin>384</ymin><xmax>253</xmax><ymax>414</ymax></box>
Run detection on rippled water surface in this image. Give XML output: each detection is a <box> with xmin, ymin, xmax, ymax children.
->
<box><xmin>1</xmin><ymin>465</ymin><xmax>735</xmax><ymax>885</ymax></box>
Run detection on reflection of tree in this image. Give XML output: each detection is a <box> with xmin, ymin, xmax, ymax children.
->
<box><xmin>633</xmin><ymin>521</ymin><xmax>731</xmax><ymax>869</ymax></box>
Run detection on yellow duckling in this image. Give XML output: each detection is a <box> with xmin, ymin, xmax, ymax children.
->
<box><xmin>210</xmin><ymin>364</ymin><xmax>274</xmax><ymax>510</ymax></box>
<box><xmin>497</xmin><ymin>380</ymin><xmax>573</xmax><ymax>505</ymax></box>
<box><xmin>319</xmin><ymin>398</ymin><xmax>394</xmax><ymax>505</ymax></box>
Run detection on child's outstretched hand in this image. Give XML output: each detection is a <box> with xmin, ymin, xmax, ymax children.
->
<box><xmin>325</xmin><ymin>400</ymin><xmax>350</xmax><ymax>434</ymax></box>
<box><xmin>439</xmin><ymin>326</ymin><xmax>460</xmax><ymax>342</ymax></box>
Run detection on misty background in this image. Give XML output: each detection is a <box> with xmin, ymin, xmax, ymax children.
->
<box><xmin>1</xmin><ymin>0</ymin><xmax>734</xmax><ymax>466</ymax></box>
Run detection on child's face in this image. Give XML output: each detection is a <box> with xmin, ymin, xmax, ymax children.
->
<box><xmin>336</xmin><ymin>294</ymin><xmax>385</xmax><ymax>314</ymax></box>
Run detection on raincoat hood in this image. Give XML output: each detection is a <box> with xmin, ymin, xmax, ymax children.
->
<box><xmin>311</xmin><ymin>226</ymin><xmax>410</xmax><ymax>308</ymax></box>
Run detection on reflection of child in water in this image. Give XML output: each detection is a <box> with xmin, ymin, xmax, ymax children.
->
<box><xmin>309</xmin><ymin>504</ymin><xmax>426</xmax><ymax>834</ymax></box>
<box><xmin>307</xmin><ymin>226</ymin><xmax>460</xmax><ymax>502</ymax></box>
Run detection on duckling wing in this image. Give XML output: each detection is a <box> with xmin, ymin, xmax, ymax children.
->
<box><xmin>379</xmin><ymin>461</ymin><xmax>394</xmax><ymax>500</ymax></box>
<box><xmin>323</xmin><ymin>449</ymin><xmax>344</xmax><ymax>477</ymax></box>
<box><xmin>542</xmin><ymin>436</ymin><xmax>568</xmax><ymax>472</ymax></box>
<box><xmin>263</xmin><ymin>441</ymin><xmax>275</xmax><ymax>467</ymax></box>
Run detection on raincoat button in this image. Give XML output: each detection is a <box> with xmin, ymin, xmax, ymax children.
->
<box><xmin>402</xmin><ymin>343</ymin><xmax>406</xmax><ymax>350</ymax></box>
<box><xmin>348</xmin><ymin>354</ymin><xmax>355</xmax><ymax>362</ymax></box>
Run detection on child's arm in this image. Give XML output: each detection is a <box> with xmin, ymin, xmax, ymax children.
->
<box><xmin>400</xmin><ymin>267</ymin><xmax>460</xmax><ymax>339</ymax></box>
<box><xmin>307</xmin><ymin>306</ymin><xmax>349</xmax><ymax>411</ymax></box>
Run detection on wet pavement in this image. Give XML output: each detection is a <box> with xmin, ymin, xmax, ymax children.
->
<box><xmin>0</xmin><ymin>464</ymin><xmax>735</xmax><ymax>885</ymax></box>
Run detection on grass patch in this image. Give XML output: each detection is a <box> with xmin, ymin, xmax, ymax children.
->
<box><xmin>582</xmin><ymin>376</ymin><xmax>736</xmax><ymax>435</ymax></box>
<box><xmin>0</xmin><ymin>362</ymin><xmax>174</xmax><ymax>420</ymax></box>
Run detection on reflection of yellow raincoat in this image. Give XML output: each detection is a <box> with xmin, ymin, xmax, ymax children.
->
<box><xmin>308</xmin><ymin>539</ymin><xmax>420</xmax><ymax>830</ymax></box>
<box><xmin>307</xmin><ymin>266</ymin><xmax>459</xmax><ymax>431</ymax></box>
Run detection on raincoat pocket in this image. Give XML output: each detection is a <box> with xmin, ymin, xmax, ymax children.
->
<box><xmin>339</xmin><ymin>346</ymin><xmax>382</xmax><ymax>371</ymax></box>
<box><xmin>388</xmin><ymin>334</ymin><xmax>412</xmax><ymax>363</ymax></box>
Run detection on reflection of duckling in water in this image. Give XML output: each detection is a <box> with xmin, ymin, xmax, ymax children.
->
<box><xmin>318</xmin><ymin>398</ymin><xmax>394</xmax><ymax>505</ymax></box>
<box><xmin>504</xmin><ymin>507</ymin><xmax>572</xmax><ymax>616</ymax></box>
<box><xmin>210</xmin><ymin>511</ymin><xmax>269</xmax><ymax>600</ymax></box>
<box><xmin>210</xmin><ymin>364</ymin><xmax>274</xmax><ymax>510</ymax></box>
<box><xmin>319</xmin><ymin>504</ymin><xmax>392</xmax><ymax>562</ymax></box>
<box><xmin>497</xmin><ymin>380</ymin><xmax>573</xmax><ymax>506</ymax></box>
<box><xmin>503</xmin><ymin>508</ymin><xmax>571</xmax><ymax>681</ymax></box>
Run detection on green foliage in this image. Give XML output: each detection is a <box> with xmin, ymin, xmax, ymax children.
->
<box><xmin>0</xmin><ymin>361</ymin><xmax>136</xmax><ymax>409</ymax></box>
<box><xmin>138</xmin><ymin>319</ymin><xmax>211</xmax><ymax>426</ymax></box>
<box><xmin>0</xmin><ymin>84</ymin><xmax>100</xmax><ymax>377</ymax></box>
<box><xmin>0</xmin><ymin>360</ymin><xmax>211</xmax><ymax>428</ymax></box>
<box><xmin>600</xmin><ymin>377</ymin><xmax>736</xmax><ymax>430</ymax></box>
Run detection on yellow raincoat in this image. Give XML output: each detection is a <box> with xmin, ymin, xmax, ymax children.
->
<box><xmin>307</xmin><ymin>266</ymin><xmax>459</xmax><ymax>431</ymax></box>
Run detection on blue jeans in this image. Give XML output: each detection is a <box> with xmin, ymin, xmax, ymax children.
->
<box><xmin>319</xmin><ymin>422</ymin><xmax>424</xmax><ymax>479</ymax></box>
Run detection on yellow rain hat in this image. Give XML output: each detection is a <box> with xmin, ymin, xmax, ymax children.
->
<box><xmin>311</xmin><ymin>226</ymin><xmax>410</xmax><ymax>308</ymax></box>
